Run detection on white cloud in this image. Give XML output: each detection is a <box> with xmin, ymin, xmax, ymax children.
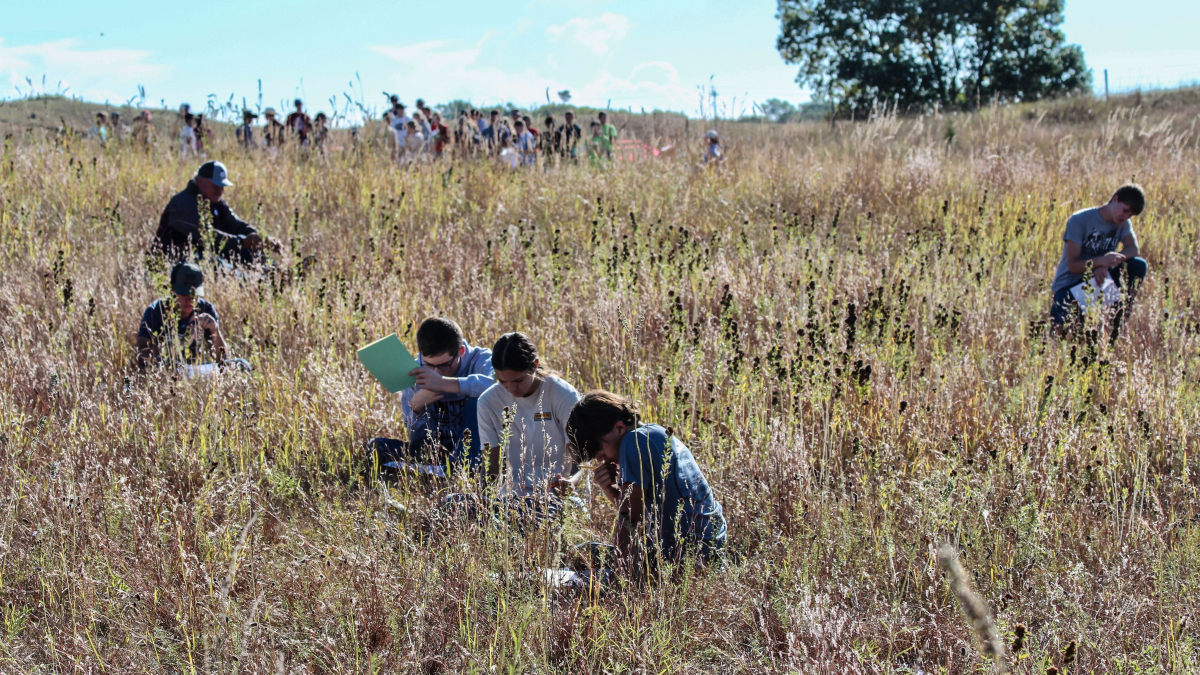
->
<box><xmin>0</xmin><ymin>38</ymin><xmax>168</xmax><ymax>96</ymax></box>
<box><xmin>371</xmin><ymin>34</ymin><xmax>562</xmax><ymax>106</ymax></box>
<box><xmin>628</xmin><ymin>61</ymin><xmax>681</xmax><ymax>86</ymax></box>
<box><xmin>371</xmin><ymin>33</ymin><xmax>693</xmax><ymax>113</ymax></box>
<box><xmin>574</xmin><ymin>61</ymin><xmax>691</xmax><ymax>112</ymax></box>
<box><xmin>370</xmin><ymin>36</ymin><xmax>490</xmax><ymax>74</ymax></box>
<box><xmin>546</xmin><ymin>13</ymin><xmax>631</xmax><ymax>57</ymax></box>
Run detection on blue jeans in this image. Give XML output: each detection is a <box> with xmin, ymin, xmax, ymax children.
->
<box><xmin>366</xmin><ymin>397</ymin><xmax>483</xmax><ymax>476</ymax></box>
<box><xmin>366</xmin><ymin>428</ymin><xmax>459</xmax><ymax>477</ymax></box>
<box><xmin>1051</xmin><ymin>257</ymin><xmax>1147</xmax><ymax>333</ymax></box>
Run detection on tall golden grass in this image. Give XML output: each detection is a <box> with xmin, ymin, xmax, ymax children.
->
<box><xmin>0</xmin><ymin>95</ymin><xmax>1197</xmax><ymax>673</ymax></box>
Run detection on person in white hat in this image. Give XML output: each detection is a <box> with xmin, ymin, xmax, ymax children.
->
<box><xmin>704</xmin><ymin>129</ymin><xmax>723</xmax><ymax>165</ymax></box>
<box><xmin>262</xmin><ymin>108</ymin><xmax>285</xmax><ymax>148</ymax></box>
<box><xmin>154</xmin><ymin>161</ymin><xmax>280</xmax><ymax>266</ymax></box>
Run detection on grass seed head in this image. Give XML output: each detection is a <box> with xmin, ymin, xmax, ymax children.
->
<box><xmin>938</xmin><ymin>544</ymin><xmax>1006</xmax><ymax>669</ymax></box>
<box><xmin>1013</xmin><ymin>623</ymin><xmax>1027</xmax><ymax>653</ymax></box>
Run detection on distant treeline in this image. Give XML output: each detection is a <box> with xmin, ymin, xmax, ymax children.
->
<box><xmin>738</xmin><ymin>98</ymin><xmax>834</xmax><ymax>124</ymax></box>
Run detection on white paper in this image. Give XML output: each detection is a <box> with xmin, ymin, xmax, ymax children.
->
<box><xmin>1069</xmin><ymin>277</ymin><xmax>1119</xmax><ymax>312</ymax></box>
<box><xmin>383</xmin><ymin>461</ymin><xmax>448</xmax><ymax>478</ymax></box>
<box><xmin>544</xmin><ymin>568</ymin><xmax>612</xmax><ymax>589</ymax></box>
<box><xmin>179</xmin><ymin>363</ymin><xmax>219</xmax><ymax>379</ymax></box>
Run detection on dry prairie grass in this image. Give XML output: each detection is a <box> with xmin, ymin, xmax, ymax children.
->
<box><xmin>0</xmin><ymin>96</ymin><xmax>1198</xmax><ymax>673</ymax></box>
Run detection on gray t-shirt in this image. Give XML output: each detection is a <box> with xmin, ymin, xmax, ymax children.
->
<box><xmin>1051</xmin><ymin>207</ymin><xmax>1136</xmax><ymax>293</ymax></box>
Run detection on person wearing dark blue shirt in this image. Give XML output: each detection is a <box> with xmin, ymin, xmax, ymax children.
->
<box><xmin>154</xmin><ymin>161</ymin><xmax>281</xmax><ymax>266</ymax></box>
<box><xmin>566</xmin><ymin>391</ymin><xmax>726</xmax><ymax>576</ymax></box>
<box><xmin>480</xmin><ymin>110</ymin><xmax>510</xmax><ymax>154</ymax></box>
<box><xmin>136</xmin><ymin>262</ymin><xmax>249</xmax><ymax>373</ymax></box>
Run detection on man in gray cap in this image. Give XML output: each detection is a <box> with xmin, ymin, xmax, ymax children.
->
<box><xmin>154</xmin><ymin>160</ymin><xmax>280</xmax><ymax>265</ymax></box>
<box><xmin>136</xmin><ymin>261</ymin><xmax>243</xmax><ymax>370</ymax></box>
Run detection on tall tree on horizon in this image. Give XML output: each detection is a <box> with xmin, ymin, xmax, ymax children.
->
<box><xmin>776</xmin><ymin>0</ymin><xmax>1091</xmax><ymax>112</ymax></box>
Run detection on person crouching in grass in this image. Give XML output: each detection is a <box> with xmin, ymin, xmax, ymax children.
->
<box><xmin>135</xmin><ymin>262</ymin><xmax>251</xmax><ymax>373</ymax></box>
<box><xmin>367</xmin><ymin>317</ymin><xmax>494</xmax><ymax>477</ymax></box>
<box><xmin>566</xmin><ymin>391</ymin><xmax>727</xmax><ymax>578</ymax></box>
<box><xmin>1050</xmin><ymin>183</ymin><xmax>1148</xmax><ymax>342</ymax></box>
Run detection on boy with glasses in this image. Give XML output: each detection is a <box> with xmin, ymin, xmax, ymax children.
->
<box><xmin>367</xmin><ymin>317</ymin><xmax>494</xmax><ymax>477</ymax></box>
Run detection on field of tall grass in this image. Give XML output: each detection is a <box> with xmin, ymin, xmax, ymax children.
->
<box><xmin>0</xmin><ymin>95</ymin><xmax>1198</xmax><ymax>673</ymax></box>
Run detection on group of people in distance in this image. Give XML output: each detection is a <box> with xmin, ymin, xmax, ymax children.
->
<box><xmin>383</xmin><ymin>96</ymin><xmax>600</xmax><ymax>167</ymax></box>
<box><xmin>129</xmin><ymin>152</ymin><xmax>1149</xmax><ymax>580</ymax></box>
<box><xmin>84</xmin><ymin>95</ymin><xmax>729</xmax><ymax>172</ymax></box>
<box><xmin>87</xmin><ymin>109</ymin><xmax>157</xmax><ymax>147</ymax></box>
<box><xmin>381</xmin><ymin>95</ymin><xmax>724</xmax><ymax>169</ymax></box>
<box><xmin>234</xmin><ymin>99</ymin><xmax>330</xmax><ymax>151</ymax></box>
<box><xmin>85</xmin><ymin>100</ymin><xmax>331</xmax><ymax>156</ymax></box>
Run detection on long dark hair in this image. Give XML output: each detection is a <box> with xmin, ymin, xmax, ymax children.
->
<box><xmin>565</xmin><ymin>390</ymin><xmax>640</xmax><ymax>461</ymax></box>
<box><xmin>491</xmin><ymin>332</ymin><xmax>540</xmax><ymax>372</ymax></box>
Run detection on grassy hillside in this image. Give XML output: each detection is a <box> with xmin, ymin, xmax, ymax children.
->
<box><xmin>0</xmin><ymin>90</ymin><xmax>1198</xmax><ymax>672</ymax></box>
<box><xmin>0</xmin><ymin>95</ymin><xmax>182</xmax><ymax>136</ymax></box>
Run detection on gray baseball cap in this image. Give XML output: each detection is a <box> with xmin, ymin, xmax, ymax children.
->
<box><xmin>170</xmin><ymin>262</ymin><xmax>205</xmax><ymax>297</ymax></box>
<box><xmin>197</xmin><ymin>160</ymin><xmax>233</xmax><ymax>187</ymax></box>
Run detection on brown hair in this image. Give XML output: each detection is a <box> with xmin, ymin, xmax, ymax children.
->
<box><xmin>415</xmin><ymin>316</ymin><xmax>463</xmax><ymax>357</ymax></box>
<box><xmin>1113</xmin><ymin>183</ymin><xmax>1146</xmax><ymax>216</ymax></box>
<box><xmin>566</xmin><ymin>390</ymin><xmax>640</xmax><ymax>460</ymax></box>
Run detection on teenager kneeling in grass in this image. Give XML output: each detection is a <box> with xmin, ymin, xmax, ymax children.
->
<box><xmin>136</xmin><ymin>261</ymin><xmax>251</xmax><ymax>373</ymax></box>
<box><xmin>1050</xmin><ymin>183</ymin><xmax>1148</xmax><ymax>342</ymax></box>
<box><xmin>368</xmin><ymin>317</ymin><xmax>494</xmax><ymax>476</ymax></box>
<box><xmin>566</xmin><ymin>392</ymin><xmax>727</xmax><ymax>574</ymax></box>
<box><xmin>476</xmin><ymin>332</ymin><xmax>583</xmax><ymax>510</ymax></box>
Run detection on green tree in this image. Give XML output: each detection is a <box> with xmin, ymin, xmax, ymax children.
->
<box><xmin>776</xmin><ymin>0</ymin><xmax>1091</xmax><ymax>111</ymax></box>
<box><xmin>760</xmin><ymin>98</ymin><xmax>800</xmax><ymax>123</ymax></box>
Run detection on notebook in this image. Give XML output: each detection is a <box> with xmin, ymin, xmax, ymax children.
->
<box><xmin>357</xmin><ymin>333</ymin><xmax>420</xmax><ymax>393</ymax></box>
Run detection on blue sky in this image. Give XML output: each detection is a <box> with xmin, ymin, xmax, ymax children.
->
<box><xmin>1</xmin><ymin>0</ymin><xmax>1198</xmax><ymax>119</ymax></box>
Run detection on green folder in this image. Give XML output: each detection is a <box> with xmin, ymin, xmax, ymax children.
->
<box><xmin>357</xmin><ymin>334</ymin><xmax>419</xmax><ymax>393</ymax></box>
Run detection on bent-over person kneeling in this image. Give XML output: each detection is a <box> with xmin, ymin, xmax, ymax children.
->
<box><xmin>136</xmin><ymin>262</ymin><xmax>252</xmax><ymax>375</ymax></box>
<box><xmin>565</xmin><ymin>391</ymin><xmax>727</xmax><ymax>582</ymax></box>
